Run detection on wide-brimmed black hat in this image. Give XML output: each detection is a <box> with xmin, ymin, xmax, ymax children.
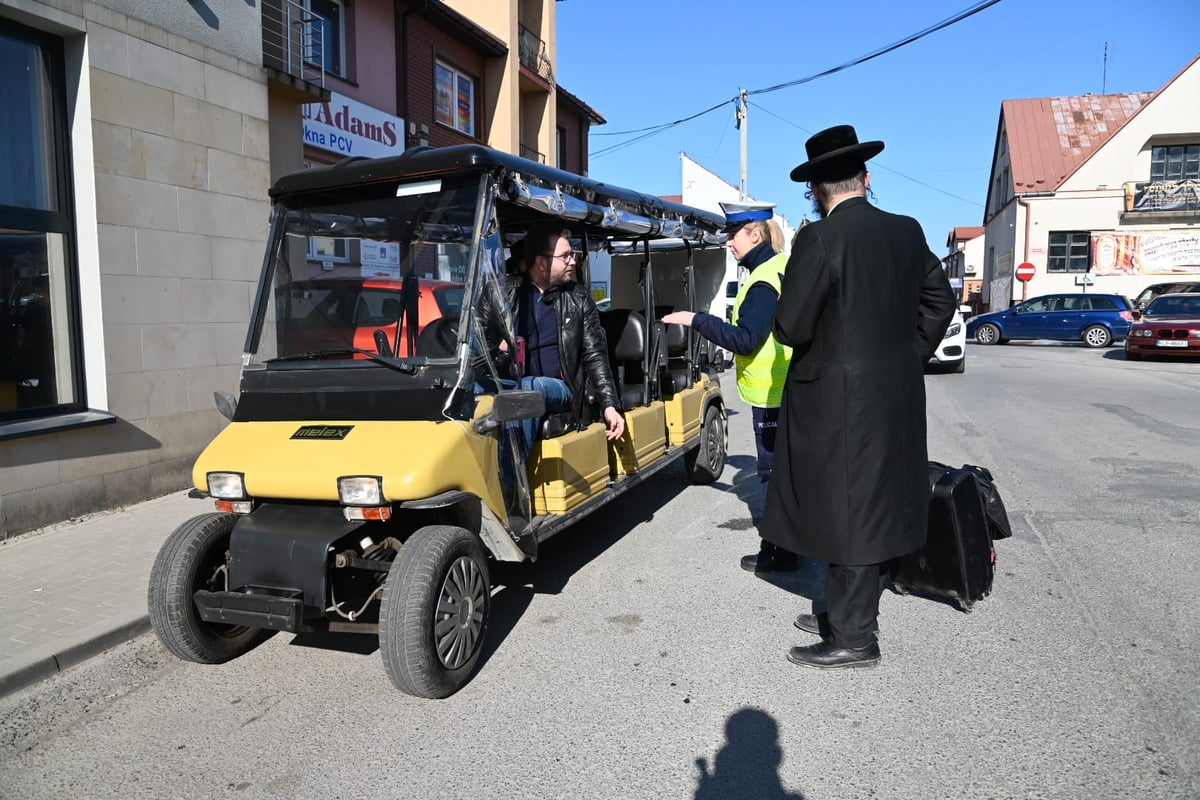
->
<box><xmin>789</xmin><ymin>125</ymin><xmax>884</xmax><ymax>183</ymax></box>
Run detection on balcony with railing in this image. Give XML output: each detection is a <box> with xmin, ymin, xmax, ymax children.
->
<box><xmin>518</xmin><ymin>23</ymin><xmax>554</xmax><ymax>87</ymax></box>
<box><xmin>520</xmin><ymin>144</ymin><xmax>546</xmax><ymax>163</ymax></box>
<box><xmin>262</xmin><ymin>0</ymin><xmax>331</xmax><ymax>101</ymax></box>
<box><xmin>1122</xmin><ymin>179</ymin><xmax>1200</xmax><ymax>219</ymax></box>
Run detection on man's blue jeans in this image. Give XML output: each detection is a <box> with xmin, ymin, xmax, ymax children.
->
<box><xmin>476</xmin><ymin>375</ymin><xmax>572</xmax><ymax>455</ymax></box>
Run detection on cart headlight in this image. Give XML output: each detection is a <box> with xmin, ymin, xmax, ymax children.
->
<box><xmin>1132</xmin><ymin>329</ymin><xmax>1154</xmax><ymax>338</ymax></box>
<box><xmin>207</xmin><ymin>472</ymin><xmax>246</xmax><ymax>499</ymax></box>
<box><xmin>943</xmin><ymin>323</ymin><xmax>961</xmax><ymax>339</ymax></box>
<box><xmin>338</xmin><ymin>476</ymin><xmax>384</xmax><ymax>506</ymax></box>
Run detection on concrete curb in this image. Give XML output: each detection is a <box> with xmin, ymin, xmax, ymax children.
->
<box><xmin>0</xmin><ymin>617</ymin><xmax>151</xmax><ymax>698</ymax></box>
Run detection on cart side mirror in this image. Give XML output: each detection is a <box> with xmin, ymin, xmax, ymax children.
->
<box><xmin>1131</xmin><ymin>310</ymin><xmax>1142</xmax><ymax>321</ymax></box>
<box><xmin>475</xmin><ymin>389</ymin><xmax>547</xmax><ymax>434</ymax></box>
<box><xmin>492</xmin><ymin>389</ymin><xmax>546</xmax><ymax>422</ymax></box>
<box><xmin>214</xmin><ymin>390</ymin><xmax>238</xmax><ymax>421</ymax></box>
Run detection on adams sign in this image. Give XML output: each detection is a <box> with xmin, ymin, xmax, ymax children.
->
<box><xmin>303</xmin><ymin>92</ymin><xmax>404</xmax><ymax>159</ymax></box>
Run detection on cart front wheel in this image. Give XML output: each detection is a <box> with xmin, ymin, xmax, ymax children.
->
<box><xmin>379</xmin><ymin>525</ymin><xmax>491</xmax><ymax>698</ymax></box>
<box><xmin>148</xmin><ymin>513</ymin><xmax>262</xmax><ymax>664</ymax></box>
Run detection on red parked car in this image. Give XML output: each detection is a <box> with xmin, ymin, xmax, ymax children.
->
<box><xmin>1125</xmin><ymin>293</ymin><xmax>1200</xmax><ymax>361</ymax></box>
<box><xmin>279</xmin><ymin>278</ymin><xmax>464</xmax><ymax>358</ymax></box>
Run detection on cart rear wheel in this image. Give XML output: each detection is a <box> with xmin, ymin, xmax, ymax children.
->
<box><xmin>379</xmin><ymin>525</ymin><xmax>490</xmax><ymax>698</ymax></box>
<box><xmin>148</xmin><ymin>513</ymin><xmax>262</xmax><ymax>663</ymax></box>
<box><xmin>686</xmin><ymin>404</ymin><xmax>726</xmax><ymax>484</ymax></box>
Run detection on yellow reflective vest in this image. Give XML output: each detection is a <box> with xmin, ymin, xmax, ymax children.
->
<box><xmin>732</xmin><ymin>252</ymin><xmax>792</xmax><ymax>407</ymax></box>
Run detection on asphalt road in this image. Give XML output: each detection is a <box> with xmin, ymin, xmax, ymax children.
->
<box><xmin>2</xmin><ymin>342</ymin><xmax>1197</xmax><ymax>800</ymax></box>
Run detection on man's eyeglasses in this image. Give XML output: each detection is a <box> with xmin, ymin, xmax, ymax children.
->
<box><xmin>543</xmin><ymin>251</ymin><xmax>582</xmax><ymax>263</ymax></box>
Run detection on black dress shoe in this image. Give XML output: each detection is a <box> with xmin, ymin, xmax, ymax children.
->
<box><xmin>787</xmin><ymin>640</ymin><xmax>881</xmax><ymax>669</ymax></box>
<box><xmin>794</xmin><ymin>613</ymin><xmax>878</xmax><ymax>638</ymax></box>
<box><xmin>740</xmin><ymin>551</ymin><xmax>799</xmax><ymax>572</ymax></box>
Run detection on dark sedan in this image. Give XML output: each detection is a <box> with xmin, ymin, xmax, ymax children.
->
<box><xmin>1125</xmin><ymin>293</ymin><xmax>1200</xmax><ymax>361</ymax></box>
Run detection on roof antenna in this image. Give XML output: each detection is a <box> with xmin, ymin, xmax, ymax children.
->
<box><xmin>1102</xmin><ymin>42</ymin><xmax>1108</xmax><ymax>94</ymax></box>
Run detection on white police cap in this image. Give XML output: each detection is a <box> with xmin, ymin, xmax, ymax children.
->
<box><xmin>719</xmin><ymin>200</ymin><xmax>776</xmax><ymax>232</ymax></box>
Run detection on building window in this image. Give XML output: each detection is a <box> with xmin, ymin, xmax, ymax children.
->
<box><xmin>557</xmin><ymin>125</ymin><xmax>567</xmax><ymax>169</ymax></box>
<box><xmin>0</xmin><ymin>20</ymin><xmax>82</xmax><ymax>423</ymax></box>
<box><xmin>1047</xmin><ymin>231</ymin><xmax>1090</xmax><ymax>273</ymax></box>
<box><xmin>435</xmin><ymin>61</ymin><xmax>475</xmax><ymax>136</ymax></box>
<box><xmin>308</xmin><ymin>236</ymin><xmax>349</xmax><ymax>263</ymax></box>
<box><xmin>307</xmin><ymin>0</ymin><xmax>345</xmax><ymax>77</ymax></box>
<box><xmin>1150</xmin><ymin>144</ymin><xmax>1200</xmax><ymax>182</ymax></box>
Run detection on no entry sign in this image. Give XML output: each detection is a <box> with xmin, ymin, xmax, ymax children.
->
<box><xmin>1015</xmin><ymin>262</ymin><xmax>1036</xmax><ymax>282</ymax></box>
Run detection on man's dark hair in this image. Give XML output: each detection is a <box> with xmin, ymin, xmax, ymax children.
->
<box><xmin>525</xmin><ymin>223</ymin><xmax>571</xmax><ymax>268</ymax></box>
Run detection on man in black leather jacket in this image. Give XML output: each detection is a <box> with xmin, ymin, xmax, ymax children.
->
<box><xmin>483</xmin><ymin>223</ymin><xmax>624</xmax><ymax>452</ymax></box>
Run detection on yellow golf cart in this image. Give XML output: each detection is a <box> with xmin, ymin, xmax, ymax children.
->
<box><xmin>148</xmin><ymin>145</ymin><xmax>730</xmax><ymax>697</ymax></box>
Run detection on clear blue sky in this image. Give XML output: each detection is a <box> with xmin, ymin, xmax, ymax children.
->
<box><xmin>556</xmin><ymin>0</ymin><xmax>1199</xmax><ymax>254</ymax></box>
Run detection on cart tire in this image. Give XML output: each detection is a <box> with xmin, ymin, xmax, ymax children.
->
<box><xmin>686</xmin><ymin>404</ymin><xmax>726</xmax><ymax>484</ymax></box>
<box><xmin>379</xmin><ymin>525</ymin><xmax>490</xmax><ymax>698</ymax></box>
<box><xmin>148</xmin><ymin>513</ymin><xmax>262</xmax><ymax>664</ymax></box>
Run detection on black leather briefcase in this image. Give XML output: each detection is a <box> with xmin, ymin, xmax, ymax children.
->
<box><xmin>891</xmin><ymin>463</ymin><xmax>996</xmax><ymax>612</ymax></box>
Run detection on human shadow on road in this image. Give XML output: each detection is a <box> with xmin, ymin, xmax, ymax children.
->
<box><xmin>695</xmin><ymin>708</ymin><xmax>808</xmax><ymax>800</ymax></box>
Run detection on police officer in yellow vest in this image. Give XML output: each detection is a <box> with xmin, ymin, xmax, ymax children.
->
<box><xmin>662</xmin><ymin>200</ymin><xmax>798</xmax><ymax>572</ymax></box>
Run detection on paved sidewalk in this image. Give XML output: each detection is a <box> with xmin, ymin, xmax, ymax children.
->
<box><xmin>0</xmin><ymin>491</ymin><xmax>203</xmax><ymax>696</ymax></box>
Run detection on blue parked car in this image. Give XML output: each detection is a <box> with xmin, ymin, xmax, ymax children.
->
<box><xmin>966</xmin><ymin>293</ymin><xmax>1134</xmax><ymax>348</ymax></box>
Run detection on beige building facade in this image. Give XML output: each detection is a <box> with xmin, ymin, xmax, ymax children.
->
<box><xmin>981</xmin><ymin>55</ymin><xmax>1200</xmax><ymax>310</ymax></box>
<box><xmin>0</xmin><ymin>0</ymin><xmax>274</xmax><ymax>537</ymax></box>
<box><xmin>0</xmin><ymin>0</ymin><xmax>600</xmax><ymax>538</ymax></box>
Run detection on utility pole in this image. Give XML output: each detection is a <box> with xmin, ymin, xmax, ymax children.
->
<box><xmin>1102</xmin><ymin>42</ymin><xmax>1108</xmax><ymax>94</ymax></box>
<box><xmin>736</xmin><ymin>89</ymin><xmax>748</xmax><ymax>200</ymax></box>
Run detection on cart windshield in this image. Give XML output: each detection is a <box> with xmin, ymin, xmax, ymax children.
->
<box><xmin>250</xmin><ymin>176</ymin><xmax>479</xmax><ymax>366</ymax></box>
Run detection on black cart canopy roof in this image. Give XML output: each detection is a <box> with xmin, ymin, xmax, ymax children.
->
<box><xmin>271</xmin><ymin>144</ymin><xmax>727</xmax><ymax>246</ymax></box>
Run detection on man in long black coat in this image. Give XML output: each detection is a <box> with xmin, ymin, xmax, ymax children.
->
<box><xmin>761</xmin><ymin>125</ymin><xmax>956</xmax><ymax>669</ymax></box>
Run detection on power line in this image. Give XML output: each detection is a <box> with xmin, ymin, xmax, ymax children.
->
<box><xmin>591</xmin><ymin>98</ymin><xmax>736</xmax><ymax>137</ymax></box>
<box><xmin>748</xmin><ymin>0</ymin><xmax>1004</xmax><ymax>96</ymax></box>
<box><xmin>591</xmin><ymin>0</ymin><xmax>1005</xmax><ymax>158</ymax></box>
<box><xmin>590</xmin><ymin>101</ymin><xmax>730</xmax><ymax>157</ymax></box>
<box><xmin>751</xmin><ymin>101</ymin><xmax>984</xmax><ymax>208</ymax></box>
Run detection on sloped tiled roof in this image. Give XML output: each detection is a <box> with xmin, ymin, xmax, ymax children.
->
<box><xmin>557</xmin><ymin>84</ymin><xmax>606</xmax><ymax>125</ymax></box>
<box><xmin>1003</xmin><ymin>92</ymin><xmax>1155</xmax><ymax>192</ymax></box>
<box><xmin>948</xmin><ymin>225</ymin><xmax>985</xmax><ymax>246</ymax></box>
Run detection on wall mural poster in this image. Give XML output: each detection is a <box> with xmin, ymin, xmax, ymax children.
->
<box><xmin>1091</xmin><ymin>231</ymin><xmax>1200</xmax><ymax>275</ymax></box>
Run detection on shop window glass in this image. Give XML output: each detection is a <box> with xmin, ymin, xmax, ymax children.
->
<box><xmin>0</xmin><ymin>20</ymin><xmax>81</xmax><ymax>423</ymax></box>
